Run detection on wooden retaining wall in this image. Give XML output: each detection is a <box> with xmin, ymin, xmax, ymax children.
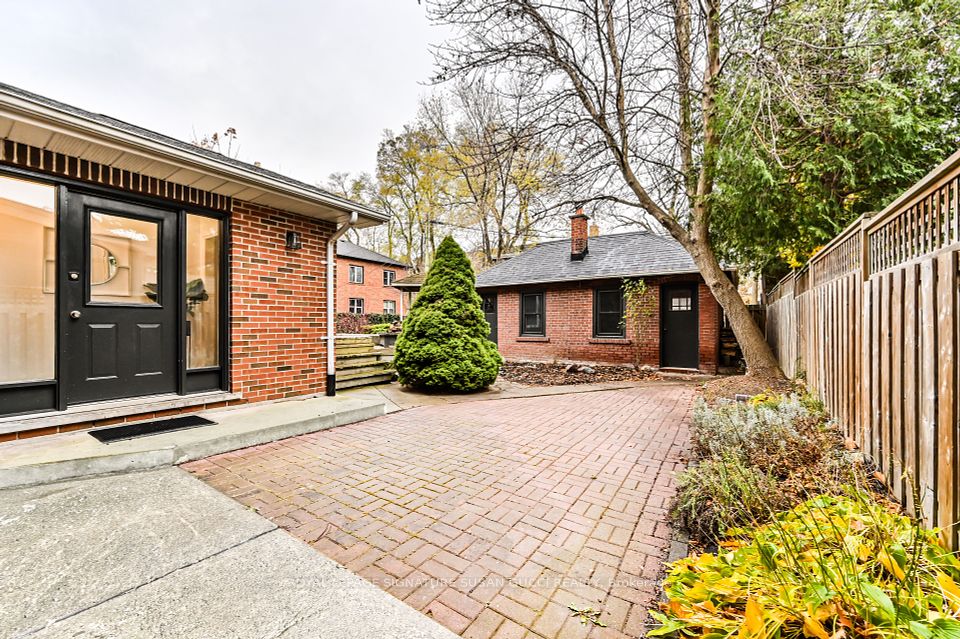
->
<box><xmin>765</xmin><ymin>149</ymin><xmax>960</xmax><ymax>540</ymax></box>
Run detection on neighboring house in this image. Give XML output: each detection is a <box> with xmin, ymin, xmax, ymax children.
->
<box><xmin>335</xmin><ymin>240</ymin><xmax>409</xmax><ymax>316</ymax></box>
<box><xmin>0</xmin><ymin>83</ymin><xmax>386</xmax><ymax>437</ymax></box>
<box><xmin>474</xmin><ymin>212</ymin><xmax>726</xmax><ymax>373</ymax></box>
<box><xmin>390</xmin><ymin>272</ymin><xmax>424</xmax><ymax>317</ymax></box>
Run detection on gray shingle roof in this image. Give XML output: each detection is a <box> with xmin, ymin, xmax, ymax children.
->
<box><xmin>391</xmin><ymin>272</ymin><xmax>425</xmax><ymax>289</ymax></box>
<box><xmin>336</xmin><ymin>240</ymin><xmax>408</xmax><ymax>268</ymax></box>
<box><xmin>474</xmin><ymin>231</ymin><xmax>699</xmax><ymax>288</ymax></box>
<box><xmin>0</xmin><ymin>82</ymin><xmax>383</xmax><ymax>219</ymax></box>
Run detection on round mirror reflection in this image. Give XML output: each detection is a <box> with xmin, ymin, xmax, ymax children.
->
<box><xmin>90</xmin><ymin>244</ymin><xmax>119</xmax><ymax>285</ymax></box>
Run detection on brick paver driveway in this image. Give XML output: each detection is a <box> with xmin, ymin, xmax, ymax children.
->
<box><xmin>185</xmin><ymin>383</ymin><xmax>694</xmax><ymax>638</ymax></box>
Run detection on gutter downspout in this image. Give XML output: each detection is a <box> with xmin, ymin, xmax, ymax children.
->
<box><xmin>326</xmin><ymin>211</ymin><xmax>358</xmax><ymax>396</ymax></box>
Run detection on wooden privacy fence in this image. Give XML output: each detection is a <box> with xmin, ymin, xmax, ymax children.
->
<box><xmin>765</xmin><ymin>149</ymin><xmax>960</xmax><ymax>541</ymax></box>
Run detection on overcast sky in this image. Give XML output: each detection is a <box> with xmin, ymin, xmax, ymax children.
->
<box><xmin>0</xmin><ymin>1</ymin><xmax>446</xmax><ymax>187</ymax></box>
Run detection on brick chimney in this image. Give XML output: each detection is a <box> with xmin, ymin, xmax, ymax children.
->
<box><xmin>570</xmin><ymin>208</ymin><xmax>589</xmax><ymax>260</ymax></box>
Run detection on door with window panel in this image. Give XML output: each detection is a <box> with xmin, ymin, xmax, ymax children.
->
<box><xmin>660</xmin><ymin>284</ymin><xmax>699</xmax><ymax>369</ymax></box>
<box><xmin>62</xmin><ymin>194</ymin><xmax>179</xmax><ymax>404</ymax></box>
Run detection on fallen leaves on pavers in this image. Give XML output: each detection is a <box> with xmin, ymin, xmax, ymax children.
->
<box><xmin>567</xmin><ymin>604</ymin><xmax>607</xmax><ymax>627</ymax></box>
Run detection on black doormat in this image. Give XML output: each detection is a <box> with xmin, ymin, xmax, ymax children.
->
<box><xmin>89</xmin><ymin>415</ymin><xmax>216</xmax><ymax>443</ymax></box>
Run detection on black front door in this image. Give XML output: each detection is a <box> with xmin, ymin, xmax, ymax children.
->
<box><xmin>62</xmin><ymin>194</ymin><xmax>179</xmax><ymax>405</ymax></box>
<box><xmin>481</xmin><ymin>293</ymin><xmax>498</xmax><ymax>344</ymax></box>
<box><xmin>660</xmin><ymin>284</ymin><xmax>699</xmax><ymax>369</ymax></box>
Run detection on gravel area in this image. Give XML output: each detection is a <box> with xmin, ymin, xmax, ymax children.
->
<box><xmin>498</xmin><ymin>361</ymin><xmax>656</xmax><ymax>386</ymax></box>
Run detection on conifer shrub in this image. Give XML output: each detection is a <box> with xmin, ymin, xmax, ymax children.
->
<box><xmin>393</xmin><ymin>236</ymin><xmax>502</xmax><ymax>391</ymax></box>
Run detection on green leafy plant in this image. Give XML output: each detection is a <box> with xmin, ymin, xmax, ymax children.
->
<box><xmin>652</xmin><ymin>493</ymin><xmax>960</xmax><ymax>639</ymax></box>
<box><xmin>622</xmin><ymin>277</ymin><xmax>652</xmax><ymax>367</ymax></box>
<box><xmin>393</xmin><ymin>236</ymin><xmax>502</xmax><ymax>391</ymax></box>
<box><xmin>363</xmin><ymin>323</ymin><xmax>392</xmax><ymax>334</ymax></box>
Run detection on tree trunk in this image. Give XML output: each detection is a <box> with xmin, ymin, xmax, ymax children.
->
<box><xmin>687</xmin><ymin>242</ymin><xmax>783</xmax><ymax>377</ymax></box>
<box><xmin>681</xmin><ymin>0</ymin><xmax>783</xmax><ymax>378</ymax></box>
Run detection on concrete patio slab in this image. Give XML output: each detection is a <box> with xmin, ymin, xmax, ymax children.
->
<box><xmin>0</xmin><ymin>393</ymin><xmax>385</xmax><ymax>489</ymax></box>
<box><xmin>30</xmin><ymin>529</ymin><xmax>459</xmax><ymax>639</ymax></box>
<box><xmin>0</xmin><ymin>467</ymin><xmax>457</xmax><ymax>639</ymax></box>
<box><xmin>0</xmin><ymin>468</ymin><xmax>273</xmax><ymax>637</ymax></box>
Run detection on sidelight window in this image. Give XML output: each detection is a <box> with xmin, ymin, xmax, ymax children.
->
<box><xmin>0</xmin><ymin>175</ymin><xmax>57</xmax><ymax>383</ymax></box>
<box><xmin>186</xmin><ymin>214</ymin><xmax>221</xmax><ymax>369</ymax></box>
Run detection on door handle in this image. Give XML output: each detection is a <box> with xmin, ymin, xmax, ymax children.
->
<box><xmin>69</xmin><ymin>310</ymin><xmax>82</xmax><ymax>319</ymax></box>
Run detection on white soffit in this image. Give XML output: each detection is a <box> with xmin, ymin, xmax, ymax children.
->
<box><xmin>0</xmin><ymin>97</ymin><xmax>385</xmax><ymax>229</ymax></box>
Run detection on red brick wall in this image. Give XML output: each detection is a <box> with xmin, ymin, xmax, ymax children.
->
<box><xmin>335</xmin><ymin>258</ymin><xmax>409</xmax><ymax>315</ymax></box>
<box><xmin>230</xmin><ymin>201</ymin><xmax>335</xmax><ymax>402</ymax></box>
<box><xmin>570</xmin><ymin>212</ymin><xmax>589</xmax><ymax>257</ymax></box>
<box><xmin>488</xmin><ymin>276</ymin><xmax>721</xmax><ymax>373</ymax></box>
<box><xmin>698</xmin><ymin>283</ymin><xmax>720</xmax><ymax>374</ymax></box>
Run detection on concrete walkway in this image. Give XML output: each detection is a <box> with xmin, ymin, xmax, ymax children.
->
<box><xmin>187</xmin><ymin>384</ymin><xmax>695</xmax><ymax>638</ymax></box>
<box><xmin>0</xmin><ymin>467</ymin><xmax>458</xmax><ymax>639</ymax></box>
<box><xmin>0</xmin><ymin>393</ymin><xmax>384</xmax><ymax>489</ymax></box>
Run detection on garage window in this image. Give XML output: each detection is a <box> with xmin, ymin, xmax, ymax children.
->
<box><xmin>593</xmin><ymin>288</ymin><xmax>625</xmax><ymax>337</ymax></box>
<box><xmin>520</xmin><ymin>292</ymin><xmax>545</xmax><ymax>336</ymax></box>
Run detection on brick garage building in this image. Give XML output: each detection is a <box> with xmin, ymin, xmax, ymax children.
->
<box><xmin>475</xmin><ymin>212</ymin><xmax>725</xmax><ymax>373</ymax></box>
<box><xmin>0</xmin><ymin>83</ymin><xmax>387</xmax><ymax>439</ymax></box>
<box><xmin>335</xmin><ymin>240</ymin><xmax>409</xmax><ymax>316</ymax></box>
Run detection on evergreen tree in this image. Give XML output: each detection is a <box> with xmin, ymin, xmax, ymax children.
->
<box><xmin>394</xmin><ymin>236</ymin><xmax>502</xmax><ymax>391</ymax></box>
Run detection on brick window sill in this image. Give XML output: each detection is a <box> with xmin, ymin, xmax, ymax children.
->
<box><xmin>517</xmin><ymin>336</ymin><xmax>550</xmax><ymax>342</ymax></box>
<box><xmin>588</xmin><ymin>337</ymin><xmax>632</xmax><ymax>345</ymax></box>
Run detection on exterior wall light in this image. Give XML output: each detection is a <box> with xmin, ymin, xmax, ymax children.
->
<box><xmin>285</xmin><ymin>231</ymin><xmax>302</xmax><ymax>251</ymax></box>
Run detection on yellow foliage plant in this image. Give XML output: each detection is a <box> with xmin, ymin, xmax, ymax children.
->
<box><xmin>650</xmin><ymin>493</ymin><xmax>960</xmax><ymax>639</ymax></box>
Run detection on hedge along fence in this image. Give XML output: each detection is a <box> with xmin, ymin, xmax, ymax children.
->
<box><xmin>765</xmin><ymin>148</ymin><xmax>960</xmax><ymax>544</ymax></box>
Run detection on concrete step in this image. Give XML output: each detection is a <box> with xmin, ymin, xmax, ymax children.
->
<box><xmin>0</xmin><ymin>395</ymin><xmax>386</xmax><ymax>489</ymax></box>
<box><xmin>336</xmin><ymin>374</ymin><xmax>395</xmax><ymax>390</ymax></box>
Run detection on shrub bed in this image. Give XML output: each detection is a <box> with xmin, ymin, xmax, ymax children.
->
<box><xmin>670</xmin><ymin>393</ymin><xmax>869</xmax><ymax>543</ymax></box>
<box><xmin>652</xmin><ymin>390</ymin><xmax>940</xmax><ymax>639</ymax></box>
